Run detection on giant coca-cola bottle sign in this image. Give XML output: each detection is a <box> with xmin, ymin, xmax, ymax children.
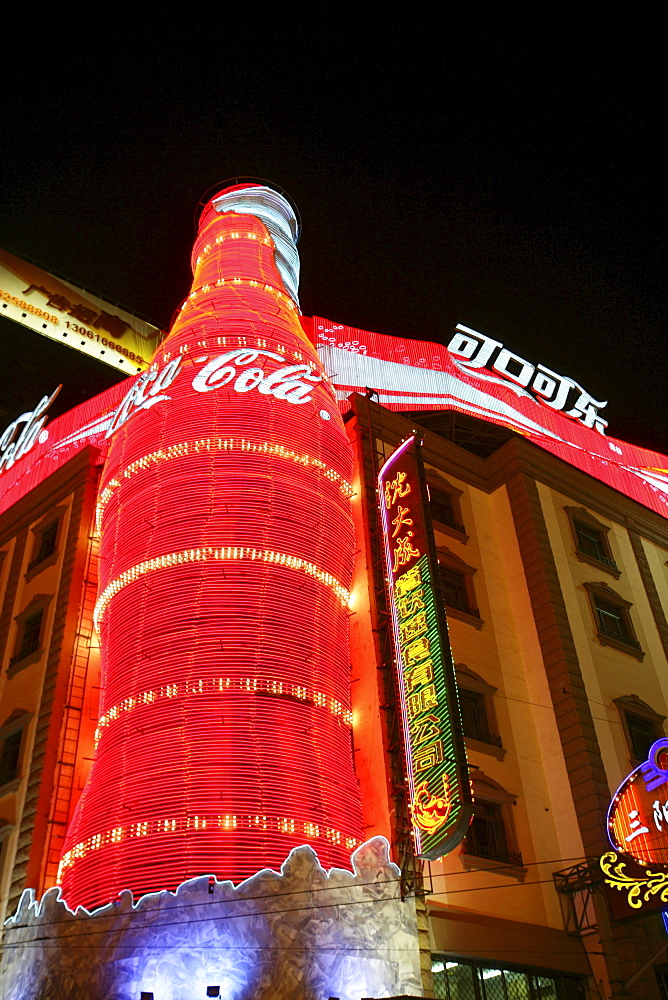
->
<box><xmin>59</xmin><ymin>185</ymin><xmax>363</xmax><ymax>908</ymax></box>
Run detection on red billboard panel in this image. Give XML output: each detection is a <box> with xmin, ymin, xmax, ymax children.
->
<box><xmin>312</xmin><ymin>317</ymin><xmax>668</xmax><ymax>520</ymax></box>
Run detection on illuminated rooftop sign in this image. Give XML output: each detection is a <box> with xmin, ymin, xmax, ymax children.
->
<box><xmin>314</xmin><ymin>317</ymin><xmax>668</xmax><ymax>521</ymax></box>
<box><xmin>0</xmin><ymin>387</ymin><xmax>59</xmax><ymax>476</ymax></box>
<box><xmin>378</xmin><ymin>435</ymin><xmax>472</xmax><ymax>860</ymax></box>
<box><xmin>0</xmin><ymin>248</ymin><xmax>161</xmax><ymax>373</ymax></box>
<box><xmin>447</xmin><ymin>324</ymin><xmax>607</xmax><ymax>433</ymax></box>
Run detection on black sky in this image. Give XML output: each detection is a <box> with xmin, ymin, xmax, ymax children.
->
<box><xmin>0</xmin><ymin>14</ymin><xmax>664</xmax><ymax>451</ymax></box>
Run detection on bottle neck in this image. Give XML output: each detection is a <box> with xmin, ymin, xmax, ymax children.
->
<box><xmin>161</xmin><ymin>207</ymin><xmax>311</xmax><ymax>352</ymax></box>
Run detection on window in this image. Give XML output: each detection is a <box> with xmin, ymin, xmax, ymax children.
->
<box><xmin>8</xmin><ymin>595</ymin><xmax>52</xmax><ymax>672</ymax></box>
<box><xmin>460</xmin><ymin>689</ymin><xmax>490</xmax><ymax>741</ymax></box>
<box><xmin>465</xmin><ymin>800</ymin><xmax>517</xmax><ymax>864</ymax></box>
<box><xmin>456</xmin><ymin>665</ymin><xmax>504</xmax><ymax>758</ymax></box>
<box><xmin>440</xmin><ymin>568</ymin><xmax>471</xmax><ymax>612</ymax></box>
<box><xmin>565</xmin><ymin>506</ymin><xmax>619</xmax><ymax>577</ymax></box>
<box><xmin>615</xmin><ymin>697</ymin><xmax>665</xmax><ymax>763</ymax></box>
<box><xmin>583</xmin><ymin>582</ymin><xmax>643</xmax><ymax>659</ymax></box>
<box><xmin>462</xmin><ymin>775</ymin><xmax>523</xmax><ymax>871</ymax></box>
<box><xmin>625</xmin><ymin>714</ymin><xmax>658</xmax><ymax>760</ymax></box>
<box><xmin>10</xmin><ymin>608</ymin><xmax>44</xmax><ymax>666</ymax></box>
<box><xmin>26</xmin><ymin>508</ymin><xmax>64</xmax><ymax>577</ymax></box>
<box><xmin>0</xmin><ymin>821</ymin><xmax>15</xmax><ymax>884</ymax></box>
<box><xmin>437</xmin><ymin>549</ymin><xmax>482</xmax><ymax>627</ymax></box>
<box><xmin>428</xmin><ymin>482</ymin><xmax>466</xmax><ymax>536</ymax></box>
<box><xmin>29</xmin><ymin>521</ymin><xmax>58</xmax><ymax>570</ymax></box>
<box><xmin>432</xmin><ymin>956</ymin><xmax>585</xmax><ymax>1000</ymax></box>
<box><xmin>0</xmin><ymin>712</ymin><xmax>31</xmax><ymax>791</ymax></box>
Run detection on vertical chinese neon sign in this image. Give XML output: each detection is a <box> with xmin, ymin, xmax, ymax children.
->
<box><xmin>378</xmin><ymin>436</ymin><xmax>472</xmax><ymax>859</ymax></box>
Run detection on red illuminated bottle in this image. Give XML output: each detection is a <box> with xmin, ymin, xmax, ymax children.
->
<box><xmin>59</xmin><ymin>184</ymin><xmax>364</xmax><ymax>908</ymax></box>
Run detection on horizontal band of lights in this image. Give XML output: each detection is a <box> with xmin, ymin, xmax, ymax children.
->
<box><xmin>378</xmin><ymin>436</ymin><xmax>472</xmax><ymax>860</ymax></box>
<box><xmin>94</xmin><ymin>546</ymin><xmax>350</xmax><ymax>628</ymax></box>
<box><xmin>182</xmin><ymin>277</ymin><xmax>297</xmax><ymax>312</ymax></box>
<box><xmin>95</xmin><ymin>437</ymin><xmax>353</xmax><ymax>530</ymax></box>
<box><xmin>60</xmin><ymin>188</ymin><xmax>364</xmax><ymax>909</ymax></box>
<box><xmin>95</xmin><ymin>676</ymin><xmax>353</xmax><ymax>745</ymax></box>
<box><xmin>58</xmin><ymin>817</ymin><xmax>359</xmax><ymax>880</ymax></box>
<box><xmin>194</xmin><ymin>230</ymin><xmax>273</xmax><ymax>269</ymax></box>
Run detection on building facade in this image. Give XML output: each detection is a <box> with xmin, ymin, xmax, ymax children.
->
<box><xmin>346</xmin><ymin>396</ymin><xmax>668</xmax><ymax>1000</ymax></box>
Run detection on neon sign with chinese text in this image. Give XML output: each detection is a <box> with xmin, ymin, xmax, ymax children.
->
<box><xmin>378</xmin><ymin>436</ymin><xmax>472</xmax><ymax>859</ymax></box>
<box><xmin>600</xmin><ymin>738</ymin><xmax>668</xmax><ymax>914</ymax></box>
<box><xmin>607</xmin><ymin>738</ymin><xmax>668</xmax><ymax>865</ymax></box>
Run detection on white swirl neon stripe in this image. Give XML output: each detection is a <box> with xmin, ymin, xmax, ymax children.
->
<box><xmin>58</xmin><ymin>816</ymin><xmax>359</xmax><ymax>881</ymax></box>
<box><xmin>95</xmin><ymin>676</ymin><xmax>353</xmax><ymax>745</ymax></box>
<box><xmin>94</xmin><ymin>546</ymin><xmax>350</xmax><ymax>628</ymax></box>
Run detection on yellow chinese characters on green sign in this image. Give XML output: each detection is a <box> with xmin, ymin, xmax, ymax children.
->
<box><xmin>379</xmin><ymin>436</ymin><xmax>472</xmax><ymax>860</ymax></box>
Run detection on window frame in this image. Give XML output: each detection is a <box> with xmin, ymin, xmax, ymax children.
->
<box><xmin>461</xmin><ymin>774</ymin><xmax>525</xmax><ymax>878</ymax></box>
<box><xmin>455</xmin><ymin>664</ymin><xmax>505</xmax><ymax>760</ymax></box>
<box><xmin>583</xmin><ymin>582</ymin><xmax>644</xmax><ymax>660</ymax></box>
<box><xmin>431</xmin><ymin>954</ymin><xmax>586</xmax><ymax>1000</ymax></box>
<box><xmin>0</xmin><ymin>711</ymin><xmax>32</xmax><ymax>795</ymax></box>
<box><xmin>565</xmin><ymin>506</ymin><xmax>620</xmax><ymax>578</ymax></box>
<box><xmin>25</xmin><ymin>507</ymin><xmax>65</xmax><ymax>580</ymax></box>
<box><xmin>614</xmin><ymin>696</ymin><xmax>665</xmax><ymax>765</ymax></box>
<box><xmin>436</xmin><ymin>548</ymin><xmax>483</xmax><ymax>629</ymax></box>
<box><xmin>427</xmin><ymin>477</ymin><xmax>468</xmax><ymax>540</ymax></box>
<box><xmin>8</xmin><ymin>594</ymin><xmax>53</xmax><ymax>675</ymax></box>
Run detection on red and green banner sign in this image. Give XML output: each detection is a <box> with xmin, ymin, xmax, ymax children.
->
<box><xmin>378</xmin><ymin>435</ymin><xmax>472</xmax><ymax>860</ymax></box>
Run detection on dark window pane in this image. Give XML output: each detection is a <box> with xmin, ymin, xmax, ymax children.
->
<box><xmin>460</xmin><ymin>690</ymin><xmax>490</xmax><ymax>740</ymax></box>
<box><xmin>594</xmin><ymin>600</ymin><xmax>629</xmax><ymax>639</ymax></box>
<box><xmin>625</xmin><ymin>712</ymin><xmax>657</xmax><ymax>761</ymax></box>
<box><xmin>430</xmin><ymin>488</ymin><xmax>464</xmax><ymax>532</ymax></box>
<box><xmin>36</xmin><ymin>521</ymin><xmax>58</xmax><ymax>563</ymax></box>
<box><xmin>440</xmin><ymin>568</ymin><xmax>469</xmax><ymax>612</ymax></box>
<box><xmin>465</xmin><ymin>801</ymin><xmax>510</xmax><ymax>863</ymax></box>
<box><xmin>573</xmin><ymin>520</ymin><xmax>617</xmax><ymax>568</ymax></box>
<box><xmin>574</xmin><ymin>521</ymin><xmax>607</xmax><ymax>561</ymax></box>
<box><xmin>0</xmin><ymin>730</ymin><xmax>22</xmax><ymax>785</ymax></box>
<box><xmin>21</xmin><ymin>609</ymin><xmax>44</xmax><ymax>658</ymax></box>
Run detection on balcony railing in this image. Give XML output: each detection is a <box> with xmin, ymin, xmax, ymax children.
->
<box><xmin>598</xmin><ymin>621</ymin><xmax>642</xmax><ymax>650</ymax></box>
<box><xmin>436</xmin><ymin>517</ymin><xmax>466</xmax><ymax>534</ymax></box>
<box><xmin>463</xmin><ymin>839</ymin><xmax>523</xmax><ymax>867</ymax></box>
<box><xmin>464</xmin><ymin>726</ymin><xmax>503</xmax><ymax>748</ymax></box>
<box><xmin>446</xmin><ymin>600</ymin><xmax>480</xmax><ymax>618</ymax></box>
<box><xmin>578</xmin><ymin>544</ymin><xmax>619</xmax><ymax>570</ymax></box>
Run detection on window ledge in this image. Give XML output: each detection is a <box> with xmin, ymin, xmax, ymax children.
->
<box><xmin>433</xmin><ymin>520</ymin><xmax>469</xmax><ymax>544</ymax></box>
<box><xmin>24</xmin><ymin>550</ymin><xmax>58</xmax><ymax>582</ymax></box>
<box><xmin>596</xmin><ymin>632</ymin><xmax>645</xmax><ymax>661</ymax></box>
<box><xmin>446</xmin><ymin>606</ymin><xmax>484</xmax><ymax>630</ymax></box>
<box><xmin>6</xmin><ymin>647</ymin><xmax>44</xmax><ymax>677</ymax></box>
<box><xmin>465</xmin><ymin>736</ymin><xmax>506</xmax><ymax>761</ymax></box>
<box><xmin>0</xmin><ymin>777</ymin><xmax>21</xmax><ymax>798</ymax></box>
<box><xmin>575</xmin><ymin>550</ymin><xmax>620</xmax><ymax>579</ymax></box>
<box><xmin>460</xmin><ymin>852</ymin><xmax>527</xmax><ymax>881</ymax></box>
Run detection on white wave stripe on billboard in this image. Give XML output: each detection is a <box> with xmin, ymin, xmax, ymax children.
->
<box><xmin>317</xmin><ymin>345</ymin><xmax>668</xmax><ymax>510</ymax></box>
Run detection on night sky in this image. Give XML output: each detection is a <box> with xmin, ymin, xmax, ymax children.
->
<box><xmin>0</xmin><ymin>15</ymin><xmax>664</xmax><ymax>452</ymax></box>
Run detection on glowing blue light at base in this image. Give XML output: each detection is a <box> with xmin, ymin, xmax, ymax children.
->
<box><xmin>0</xmin><ymin>838</ymin><xmax>423</xmax><ymax>1000</ymax></box>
